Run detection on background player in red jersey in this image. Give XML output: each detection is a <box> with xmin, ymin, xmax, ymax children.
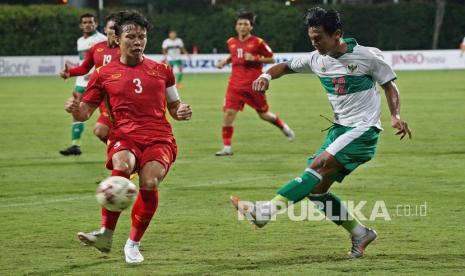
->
<box><xmin>60</xmin><ymin>13</ymin><xmax>120</xmax><ymax>143</ymax></box>
<box><xmin>65</xmin><ymin>10</ymin><xmax>192</xmax><ymax>264</ymax></box>
<box><xmin>215</xmin><ymin>11</ymin><xmax>294</xmax><ymax>156</ymax></box>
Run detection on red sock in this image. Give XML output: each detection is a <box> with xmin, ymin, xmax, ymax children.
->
<box><xmin>129</xmin><ymin>189</ymin><xmax>159</xmax><ymax>242</ymax></box>
<box><xmin>272</xmin><ymin>116</ymin><xmax>285</xmax><ymax>129</ymax></box>
<box><xmin>222</xmin><ymin>126</ymin><xmax>234</xmax><ymax>146</ymax></box>
<box><xmin>100</xmin><ymin>170</ymin><xmax>130</xmax><ymax>231</ymax></box>
<box><xmin>101</xmin><ymin>208</ymin><xmax>121</xmax><ymax>230</ymax></box>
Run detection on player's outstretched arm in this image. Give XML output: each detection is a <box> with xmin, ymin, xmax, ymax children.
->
<box><xmin>216</xmin><ymin>56</ymin><xmax>231</xmax><ymax>69</ymax></box>
<box><xmin>252</xmin><ymin>63</ymin><xmax>296</xmax><ymax>92</ymax></box>
<box><xmin>65</xmin><ymin>93</ymin><xmax>98</xmax><ymax>122</ymax></box>
<box><xmin>168</xmin><ymin>100</ymin><xmax>192</xmax><ymax>121</ymax></box>
<box><xmin>382</xmin><ymin>81</ymin><xmax>412</xmax><ymax>140</ymax></box>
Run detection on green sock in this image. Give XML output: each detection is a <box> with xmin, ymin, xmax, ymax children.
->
<box><xmin>176</xmin><ymin>72</ymin><xmax>183</xmax><ymax>84</ymax></box>
<box><xmin>71</xmin><ymin>122</ymin><xmax>84</xmax><ymax>146</ymax></box>
<box><xmin>308</xmin><ymin>192</ymin><xmax>362</xmax><ymax>230</ymax></box>
<box><xmin>277</xmin><ymin>169</ymin><xmax>321</xmax><ymax>203</ymax></box>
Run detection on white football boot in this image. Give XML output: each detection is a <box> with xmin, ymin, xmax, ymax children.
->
<box><xmin>282</xmin><ymin>124</ymin><xmax>295</xmax><ymax>142</ymax></box>
<box><xmin>124</xmin><ymin>239</ymin><xmax>144</xmax><ymax>263</ymax></box>
<box><xmin>347</xmin><ymin>228</ymin><xmax>378</xmax><ymax>258</ymax></box>
<box><xmin>77</xmin><ymin>229</ymin><xmax>113</xmax><ymax>253</ymax></box>
<box><xmin>229</xmin><ymin>196</ymin><xmax>269</xmax><ymax>228</ymax></box>
<box><xmin>215</xmin><ymin>146</ymin><xmax>233</xmax><ymax>156</ymax></box>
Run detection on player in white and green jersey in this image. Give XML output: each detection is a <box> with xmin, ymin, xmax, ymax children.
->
<box><xmin>230</xmin><ymin>7</ymin><xmax>412</xmax><ymax>258</ymax></box>
<box><xmin>162</xmin><ymin>30</ymin><xmax>190</xmax><ymax>88</ymax></box>
<box><xmin>60</xmin><ymin>13</ymin><xmax>106</xmax><ymax>156</ymax></box>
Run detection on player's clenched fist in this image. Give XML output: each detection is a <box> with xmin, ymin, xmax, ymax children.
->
<box><xmin>60</xmin><ymin>64</ymin><xmax>71</xmax><ymax>79</ymax></box>
<box><xmin>175</xmin><ymin>103</ymin><xmax>192</xmax><ymax>121</ymax></box>
<box><xmin>252</xmin><ymin>75</ymin><xmax>270</xmax><ymax>92</ymax></box>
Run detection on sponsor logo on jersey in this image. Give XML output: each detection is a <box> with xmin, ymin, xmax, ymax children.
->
<box><xmin>111</xmin><ymin>73</ymin><xmax>122</xmax><ymax>79</ymax></box>
<box><xmin>230</xmin><ymin>44</ymin><xmax>237</xmax><ymax>49</ymax></box>
<box><xmin>96</xmin><ymin>48</ymin><xmax>104</xmax><ymax>52</ymax></box>
<box><xmin>347</xmin><ymin>63</ymin><xmax>358</xmax><ymax>72</ymax></box>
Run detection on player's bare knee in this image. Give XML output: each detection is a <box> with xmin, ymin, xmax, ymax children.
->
<box><xmin>112</xmin><ymin>158</ymin><xmax>133</xmax><ymax>175</ymax></box>
<box><xmin>93</xmin><ymin>126</ymin><xmax>108</xmax><ymax>142</ymax></box>
<box><xmin>140</xmin><ymin>176</ymin><xmax>160</xmax><ymax>189</ymax></box>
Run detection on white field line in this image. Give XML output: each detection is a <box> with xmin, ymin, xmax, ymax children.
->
<box><xmin>0</xmin><ymin>173</ymin><xmax>295</xmax><ymax>209</ymax></box>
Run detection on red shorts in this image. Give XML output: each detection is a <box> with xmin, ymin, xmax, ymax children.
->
<box><xmin>224</xmin><ymin>85</ymin><xmax>269</xmax><ymax>113</ymax></box>
<box><xmin>96</xmin><ymin>112</ymin><xmax>112</xmax><ymax>129</ymax></box>
<box><xmin>106</xmin><ymin>138</ymin><xmax>177</xmax><ymax>174</ymax></box>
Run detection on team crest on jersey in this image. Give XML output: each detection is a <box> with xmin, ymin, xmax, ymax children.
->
<box><xmin>147</xmin><ymin>69</ymin><xmax>160</xmax><ymax>77</ymax></box>
<box><xmin>347</xmin><ymin>63</ymin><xmax>358</xmax><ymax>72</ymax></box>
<box><xmin>96</xmin><ymin>48</ymin><xmax>104</xmax><ymax>52</ymax></box>
<box><xmin>246</xmin><ymin>43</ymin><xmax>254</xmax><ymax>49</ymax></box>
<box><xmin>111</xmin><ymin>73</ymin><xmax>122</xmax><ymax>79</ymax></box>
<box><xmin>230</xmin><ymin>44</ymin><xmax>237</xmax><ymax>49</ymax></box>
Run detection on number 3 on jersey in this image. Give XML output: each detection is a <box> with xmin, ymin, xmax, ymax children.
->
<box><xmin>133</xmin><ymin>78</ymin><xmax>143</xmax><ymax>93</ymax></box>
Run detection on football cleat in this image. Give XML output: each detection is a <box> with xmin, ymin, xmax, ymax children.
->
<box><xmin>346</xmin><ymin>228</ymin><xmax>378</xmax><ymax>258</ymax></box>
<box><xmin>59</xmin><ymin>145</ymin><xmax>82</xmax><ymax>156</ymax></box>
<box><xmin>229</xmin><ymin>196</ymin><xmax>269</xmax><ymax>229</ymax></box>
<box><xmin>77</xmin><ymin>229</ymin><xmax>113</xmax><ymax>253</ymax></box>
<box><xmin>215</xmin><ymin>147</ymin><xmax>233</xmax><ymax>156</ymax></box>
<box><xmin>124</xmin><ymin>239</ymin><xmax>144</xmax><ymax>263</ymax></box>
<box><xmin>282</xmin><ymin>124</ymin><xmax>295</xmax><ymax>142</ymax></box>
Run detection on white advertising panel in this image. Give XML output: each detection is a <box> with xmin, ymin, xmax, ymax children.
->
<box><xmin>1</xmin><ymin>50</ymin><xmax>464</xmax><ymax>77</ymax></box>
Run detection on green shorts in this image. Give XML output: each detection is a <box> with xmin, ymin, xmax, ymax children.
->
<box><xmin>169</xmin><ymin>60</ymin><xmax>183</xmax><ymax>68</ymax></box>
<box><xmin>74</xmin><ymin>85</ymin><xmax>86</xmax><ymax>94</ymax></box>
<box><xmin>307</xmin><ymin>124</ymin><xmax>380</xmax><ymax>183</ymax></box>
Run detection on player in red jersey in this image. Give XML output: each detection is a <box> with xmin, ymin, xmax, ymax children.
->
<box><xmin>65</xmin><ymin>10</ymin><xmax>192</xmax><ymax>264</ymax></box>
<box><xmin>215</xmin><ymin>11</ymin><xmax>294</xmax><ymax>156</ymax></box>
<box><xmin>60</xmin><ymin>13</ymin><xmax>120</xmax><ymax>143</ymax></box>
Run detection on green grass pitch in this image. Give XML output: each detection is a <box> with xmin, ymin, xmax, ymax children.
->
<box><xmin>0</xmin><ymin>71</ymin><xmax>464</xmax><ymax>275</ymax></box>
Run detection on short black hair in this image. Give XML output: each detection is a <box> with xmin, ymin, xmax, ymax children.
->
<box><xmin>305</xmin><ymin>7</ymin><xmax>342</xmax><ymax>35</ymax></box>
<box><xmin>80</xmin><ymin>13</ymin><xmax>96</xmax><ymax>23</ymax></box>
<box><xmin>113</xmin><ymin>10</ymin><xmax>151</xmax><ymax>36</ymax></box>
<box><xmin>104</xmin><ymin>12</ymin><xmax>117</xmax><ymax>26</ymax></box>
<box><xmin>235</xmin><ymin>10</ymin><xmax>256</xmax><ymax>26</ymax></box>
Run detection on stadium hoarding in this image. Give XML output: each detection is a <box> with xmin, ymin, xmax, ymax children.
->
<box><xmin>1</xmin><ymin>50</ymin><xmax>465</xmax><ymax>77</ymax></box>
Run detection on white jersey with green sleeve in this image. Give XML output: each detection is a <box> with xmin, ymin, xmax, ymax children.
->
<box><xmin>162</xmin><ymin>38</ymin><xmax>184</xmax><ymax>61</ymax></box>
<box><xmin>75</xmin><ymin>31</ymin><xmax>106</xmax><ymax>89</ymax></box>
<box><xmin>287</xmin><ymin>38</ymin><xmax>396</xmax><ymax>129</ymax></box>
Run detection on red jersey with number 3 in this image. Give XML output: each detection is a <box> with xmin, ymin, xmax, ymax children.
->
<box><xmin>227</xmin><ymin>35</ymin><xmax>273</xmax><ymax>89</ymax></box>
<box><xmin>82</xmin><ymin>58</ymin><xmax>176</xmax><ymax>144</ymax></box>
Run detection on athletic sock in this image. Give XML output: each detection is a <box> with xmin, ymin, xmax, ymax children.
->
<box><xmin>277</xmin><ymin>168</ymin><xmax>322</xmax><ymax>203</ymax></box>
<box><xmin>101</xmin><ymin>208</ymin><xmax>120</xmax><ymax>231</ymax></box>
<box><xmin>222</xmin><ymin>126</ymin><xmax>234</xmax><ymax>146</ymax></box>
<box><xmin>99</xmin><ymin>170</ymin><xmax>130</xmax><ymax>231</ymax></box>
<box><xmin>130</xmin><ymin>189</ymin><xmax>159</xmax><ymax>242</ymax></box>
<box><xmin>176</xmin><ymin>72</ymin><xmax>183</xmax><ymax>84</ymax></box>
<box><xmin>272</xmin><ymin>116</ymin><xmax>285</xmax><ymax>129</ymax></box>
<box><xmin>308</xmin><ymin>192</ymin><xmax>366</xmax><ymax>237</ymax></box>
<box><xmin>71</xmin><ymin>122</ymin><xmax>84</xmax><ymax>146</ymax></box>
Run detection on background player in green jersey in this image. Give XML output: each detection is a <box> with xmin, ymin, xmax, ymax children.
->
<box><xmin>59</xmin><ymin>13</ymin><xmax>106</xmax><ymax>156</ymax></box>
<box><xmin>162</xmin><ymin>30</ymin><xmax>190</xmax><ymax>88</ymax></box>
<box><xmin>231</xmin><ymin>7</ymin><xmax>412</xmax><ymax>258</ymax></box>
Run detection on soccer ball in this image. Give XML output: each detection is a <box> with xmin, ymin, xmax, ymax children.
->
<box><xmin>96</xmin><ymin>176</ymin><xmax>137</xmax><ymax>211</ymax></box>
